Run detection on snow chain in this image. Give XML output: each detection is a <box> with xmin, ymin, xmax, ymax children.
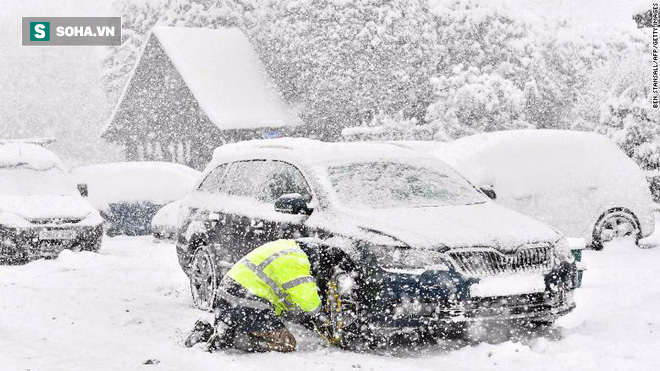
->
<box><xmin>325</xmin><ymin>280</ymin><xmax>343</xmax><ymax>346</ymax></box>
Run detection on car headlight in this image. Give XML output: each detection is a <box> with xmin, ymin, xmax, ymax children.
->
<box><xmin>0</xmin><ymin>212</ymin><xmax>30</xmax><ymax>228</ymax></box>
<box><xmin>368</xmin><ymin>244</ymin><xmax>451</xmax><ymax>272</ymax></box>
<box><xmin>554</xmin><ymin>237</ymin><xmax>575</xmax><ymax>263</ymax></box>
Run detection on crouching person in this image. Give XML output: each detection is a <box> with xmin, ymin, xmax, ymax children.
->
<box><xmin>184</xmin><ymin>239</ymin><xmax>322</xmax><ymax>352</ymax></box>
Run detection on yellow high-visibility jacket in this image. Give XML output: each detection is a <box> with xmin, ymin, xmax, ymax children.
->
<box><xmin>226</xmin><ymin>239</ymin><xmax>321</xmax><ymax>315</ymax></box>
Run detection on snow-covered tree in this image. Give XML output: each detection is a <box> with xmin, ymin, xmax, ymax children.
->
<box><xmin>596</xmin><ymin>57</ymin><xmax>660</xmax><ymax>169</ymax></box>
<box><xmin>422</xmin><ymin>0</ymin><xmax>535</xmax><ymax>139</ymax></box>
<box><xmin>570</xmin><ymin>31</ymin><xmax>660</xmax><ymax>169</ymax></box>
<box><xmin>253</xmin><ymin>0</ymin><xmax>438</xmax><ymax>139</ymax></box>
<box><xmin>426</xmin><ymin>65</ymin><xmax>529</xmax><ymax>140</ymax></box>
<box><xmin>341</xmin><ymin>110</ymin><xmax>434</xmax><ymax>141</ymax></box>
<box><xmin>523</xmin><ymin>36</ymin><xmax>591</xmax><ymax>130</ymax></box>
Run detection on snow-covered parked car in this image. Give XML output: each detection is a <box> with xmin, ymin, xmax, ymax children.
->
<box><xmin>151</xmin><ymin>200</ymin><xmax>184</xmax><ymax>242</ymax></box>
<box><xmin>71</xmin><ymin>162</ymin><xmax>199</xmax><ymax>236</ymax></box>
<box><xmin>0</xmin><ymin>141</ymin><xmax>104</xmax><ymax>264</ymax></box>
<box><xmin>176</xmin><ymin>138</ymin><xmax>578</xmax><ymax>346</ymax></box>
<box><xmin>428</xmin><ymin>130</ymin><xmax>655</xmax><ymax>250</ymax></box>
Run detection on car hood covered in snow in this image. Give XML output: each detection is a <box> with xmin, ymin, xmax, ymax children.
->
<box><xmin>340</xmin><ymin>201</ymin><xmax>561</xmax><ymax>252</ymax></box>
<box><xmin>0</xmin><ymin>195</ymin><xmax>95</xmax><ymax>220</ymax></box>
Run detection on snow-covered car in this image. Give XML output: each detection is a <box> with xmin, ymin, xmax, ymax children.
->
<box><xmin>428</xmin><ymin>130</ymin><xmax>655</xmax><ymax>250</ymax></box>
<box><xmin>0</xmin><ymin>141</ymin><xmax>104</xmax><ymax>264</ymax></box>
<box><xmin>176</xmin><ymin>138</ymin><xmax>578</xmax><ymax>346</ymax></box>
<box><xmin>71</xmin><ymin>162</ymin><xmax>199</xmax><ymax>236</ymax></box>
<box><xmin>151</xmin><ymin>200</ymin><xmax>184</xmax><ymax>242</ymax></box>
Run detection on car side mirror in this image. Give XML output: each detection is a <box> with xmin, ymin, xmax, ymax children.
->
<box><xmin>274</xmin><ymin>193</ymin><xmax>312</xmax><ymax>215</ymax></box>
<box><xmin>77</xmin><ymin>183</ymin><xmax>89</xmax><ymax>197</ymax></box>
<box><xmin>480</xmin><ymin>185</ymin><xmax>496</xmax><ymax>200</ymax></box>
<box><xmin>480</xmin><ymin>187</ymin><xmax>497</xmax><ymax>200</ymax></box>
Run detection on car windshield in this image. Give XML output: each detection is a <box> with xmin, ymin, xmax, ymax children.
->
<box><xmin>0</xmin><ymin>166</ymin><xmax>77</xmax><ymax>196</ymax></box>
<box><xmin>326</xmin><ymin>160</ymin><xmax>485</xmax><ymax>209</ymax></box>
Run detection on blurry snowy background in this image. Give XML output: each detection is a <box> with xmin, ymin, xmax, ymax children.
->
<box><xmin>0</xmin><ymin>0</ymin><xmax>656</xmax><ymax>166</ymax></box>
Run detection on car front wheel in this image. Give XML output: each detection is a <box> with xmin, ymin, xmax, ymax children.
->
<box><xmin>592</xmin><ymin>210</ymin><xmax>641</xmax><ymax>250</ymax></box>
<box><xmin>189</xmin><ymin>246</ymin><xmax>218</xmax><ymax>311</ymax></box>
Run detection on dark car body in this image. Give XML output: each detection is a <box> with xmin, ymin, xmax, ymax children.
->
<box><xmin>176</xmin><ymin>139</ymin><xmax>578</xmax><ymax>340</ymax></box>
<box><xmin>100</xmin><ymin>202</ymin><xmax>162</xmax><ymax>236</ymax></box>
<box><xmin>0</xmin><ymin>222</ymin><xmax>103</xmax><ymax>264</ymax></box>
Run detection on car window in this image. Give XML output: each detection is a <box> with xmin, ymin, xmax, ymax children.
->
<box><xmin>198</xmin><ymin>164</ymin><xmax>227</xmax><ymax>193</ymax></box>
<box><xmin>223</xmin><ymin>160</ymin><xmax>269</xmax><ymax>199</ymax></box>
<box><xmin>221</xmin><ymin>160</ymin><xmax>311</xmax><ymax>203</ymax></box>
<box><xmin>258</xmin><ymin>161</ymin><xmax>312</xmax><ymax>203</ymax></box>
<box><xmin>327</xmin><ymin>160</ymin><xmax>485</xmax><ymax>209</ymax></box>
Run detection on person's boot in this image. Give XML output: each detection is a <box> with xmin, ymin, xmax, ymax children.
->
<box><xmin>183</xmin><ymin>320</ymin><xmax>215</xmax><ymax>348</ymax></box>
<box><xmin>249</xmin><ymin>328</ymin><xmax>297</xmax><ymax>352</ymax></box>
<box><xmin>206</xmin><ymin>321</ymin><xmax>235</xmax><ymax>352</ymax></box>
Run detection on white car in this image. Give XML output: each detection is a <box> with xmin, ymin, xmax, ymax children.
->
<box><xmin>71</xmin><ymin>162</ymin><xmax>199</xmax><ymax>236</ymax></box>
<box><xmin>0</xmin><ymin>141</ymin><xmax>104</xmax><ymax>263</ymax></box>
<box><xmin>151</xmin><ymin>200</ymin><xmax>184</xmax><ymax>242</ymax></box>
<box><xmin>425</xmin><ymin>130</ymin><xmax>654</xmax><ymax>250</ymax></box>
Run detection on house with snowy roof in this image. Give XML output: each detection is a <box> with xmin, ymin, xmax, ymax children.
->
<box><xmin>102</xmin><ymin>26</ymin><xmax>300</xmax><ymax>170</ymax></box>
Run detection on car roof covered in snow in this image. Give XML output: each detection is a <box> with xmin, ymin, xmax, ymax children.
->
<box><xmin>430</xmin><ymin>129</ymin><xmax>642</xmax><ymax>194</ymax></box>
<box><xmin>431</xmin><ymin>129</ymin><xmax>621</xmax><ymax>165</ymax></box>
<box><xmin>210</xmin><ymin>138</ymin><xmax>437</xmax><ymax>168</ymax></box>
<box><xmin>0</xmin><ymin>141</ymin><xmax>65</xmax><ymax>170</ymax></box>
<box><xmin>70</xmin><ymin>161</ymin><xmax>200</xmax><ymax>208</ymax></box>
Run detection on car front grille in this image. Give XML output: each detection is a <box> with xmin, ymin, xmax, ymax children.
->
<box><xmin>27</xmin><ymin>218</ymin><xmax>83</xmax><ymax>225</ymax></box>
<box><xmin>447</xmin><ymin>244</ymin><xmax>554</xmax><ymax>278</ymax></box>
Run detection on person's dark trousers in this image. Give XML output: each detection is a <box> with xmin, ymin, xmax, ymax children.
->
<box><xmin>210</xmin><ymin>277</ymin><xmax>296</xmax><ymax>352</ymax></box>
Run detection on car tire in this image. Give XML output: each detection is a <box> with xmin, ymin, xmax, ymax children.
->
<box><xmin>189</xmin><ymin>246</ymin><xmax>218</xmax><ymax>312</ymax></box>
<box><xmin>324</xmin><ymin>271</ymin><xmax>369</xmax><ymax>349</ymax></box>
<box><xmin>592</xmin><ymin>209</ymin><xmax>641</xmax><ymax>251</ymax></box>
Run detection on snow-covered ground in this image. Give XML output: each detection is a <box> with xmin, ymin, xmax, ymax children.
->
<box><xmin>2</xmin><ymin>226</ymin><xmax>660</xmax><ymax>370</ymax></box>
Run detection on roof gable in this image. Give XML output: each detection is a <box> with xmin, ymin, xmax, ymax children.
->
<box><xmin>103</xmin><ymin>26</ymin><xmax>300</xmax><ymax>138</ymax></box>
<box><xmin>153</xmin><ymin>27</ymin><xmax>299</xmax><ymax>130</ymax></box>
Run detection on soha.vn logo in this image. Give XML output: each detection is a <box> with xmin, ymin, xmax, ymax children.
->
<box><xmin>29</xmin><ymin>22</ymin><xmax>50</xmax><ymax>41</ymax></box>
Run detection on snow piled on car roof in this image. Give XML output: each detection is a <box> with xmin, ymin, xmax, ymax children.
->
<box><xmin>211</xmin><ymin>138</ymin><xmax>431</xmax><ymax>166</ymax></box>
<box><xmin>0</xmin><ymin>142</ymin><xmax>64</xmax><ymax>170</ymax></box>
<box><xmin>70</xmin><ymin>162</ymin><xmax>200</xmax><ymax>209</ymax></box>
<box><xmin>431</xmin><ymin>129</ymin><xmax>643</xmax><ymax>197</ymax></box>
